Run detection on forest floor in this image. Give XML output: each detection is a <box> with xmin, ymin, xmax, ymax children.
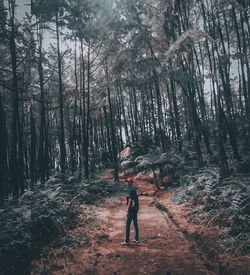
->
<box><xmin>31</xmin><ymin>174</ymin><xmax>250</xmax><ymax>275</ymax></box>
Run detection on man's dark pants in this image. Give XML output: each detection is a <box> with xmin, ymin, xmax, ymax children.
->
<box><xmin>126</xmin><ymin>210</ymin><xmax>139</xmax><ymax>243</ymax></box>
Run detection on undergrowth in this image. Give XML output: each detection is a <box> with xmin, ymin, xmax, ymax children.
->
<box><xmin>126</xmin><ymin>144</ymin><xmax>250</xmax><ymax>256</ymax></box>
<box><xmin>0</xmin><ymin>174</ymin><xmax>126</xmax><ymax>275</ymax></box>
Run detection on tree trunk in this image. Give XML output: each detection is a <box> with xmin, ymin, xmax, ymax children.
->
<box><xmin>149</xmin><ymin>82</ymin><xmax>157</xmax><ymax>144</ymax></box>
<box><xmin>0</xmin><ymin>94</ymin><xmax>8</xmax><ymax>198</ymax></box>
<box><xmin>103</xmin><ymin>105</ymin><xmax>112</xmax><ymax>162</ymax></box>
<box><xmin>30</xmin><ymin>107</ymin><xmax>37</xmax><ymax>185</ymax></box>
<box><xmin>169</xmin><ymin>73</ymin><xmax>182</xmax><ymax>152</ymax></box>
<box><xmin>56</xmin><ymin>12</ymin><xmax>66</xmax><ymax>172</ymax></box>
<box><xmin>9</xmin><ymin>0</ymin><xmax>20</xmax><ymax>198</ymax></box>
<box><xmin>37</xmin><ymin>24</ymin><xmax>48</xmax><ymax>183</ymax></box>
<box><xmin>105</xmin><ymin>60</ymin><xmax>119</xmax><ymax>182</ymax></box>
<box><xmin>153</xmin><ymin>70</ymin><xmax>166</xmax><ymax>152</ymax></box>
<box><xmin>83</xmin><ymin>43</ymin><xmax>91</xmax><ymax>179</ymax></box>
<box><xmin>118</xmin><ymin>85</ymin><xmax>129</xmax><ymax>145</ymax></box>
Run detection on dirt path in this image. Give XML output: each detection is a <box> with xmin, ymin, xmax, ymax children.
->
<box><xmin>31</xmin><ymin>177</ymin><xmax>250</xmax><ymax>275</ymax></box>
<box><xmin>87</xmin><ymin>179</ymin><xmax>217</xmax><ymax>275</ymax></box>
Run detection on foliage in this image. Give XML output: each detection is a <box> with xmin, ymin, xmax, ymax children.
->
<box><xmin>171</xmin><ymin>167</ymin><xmax>250</xmax><ymax>256</ymax></box>
<box><xmin>126</xmin><ymin>140</ymin><xmax>250</xmax><ymax>256</ymax></box>
<box><xmin>0</xmin><ymin>174</ymin><xmax>126</xmax><ymax>274</ymax></box>
<box><xmin>0</xmin><ymin>204</ymin><xmax>31</xmax><ymax>275</ymax></box>
<box><xmin>131</xmin><ymin>145</ymin><xmax>196</xmax><ymax>182</ymax></box>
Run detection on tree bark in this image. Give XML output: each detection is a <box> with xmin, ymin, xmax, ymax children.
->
<box><xmin>9</xmin><ymin>0</ymin><xmax>20</xmax><ymax>198</ymax></box>
<box><xmin>105</xmin><ymin>59</ymin><xmax>119</xmax><ymax>182</ymax></box>
<box><xmin>56</xmin><ymin>12</ymin><xmax>66</xmax><ymax>172</ymax></box>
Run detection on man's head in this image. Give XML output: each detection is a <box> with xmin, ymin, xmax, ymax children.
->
<box><xmin>125</xmin><ymin>177</ymin><xmax>133</xmax><ymax>188</ymax></box>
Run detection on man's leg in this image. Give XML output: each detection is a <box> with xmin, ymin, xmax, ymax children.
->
<box><xmin>132</xmin><ymin>213</ymin><xmax>139</xmax><ymax>241</ymax></box>
<box><xmin>126</xmin><ymin>214</ymin><xmax>132</xmax><ymax>243</ymax></box>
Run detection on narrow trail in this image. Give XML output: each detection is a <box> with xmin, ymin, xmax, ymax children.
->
<box><xmin>88</xmin><ymin>178</ymin><xmax>217</xmax><ymax>275</ymax></box>
<box><xmin>31</xmin><ymin>176</ymin><xmax>250</xmax><ymax>275</ymax></box>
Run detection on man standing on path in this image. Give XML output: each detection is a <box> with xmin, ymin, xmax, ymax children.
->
<box><xmin>121</xmin><ymin>177</ymin><xmax>139</xmax><ymax>245</ymax></box>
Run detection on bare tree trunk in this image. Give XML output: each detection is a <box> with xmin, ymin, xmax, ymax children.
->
<box><xmin>30</xmin><ymin>106</ymin><xmax>37</xmax><ymax>185</ymax></box>
<box><xmin>153</xmin><ymin>70</ymin><xmax>166</xmax><ymax>152</ymax></box>
<box><xmin>56</xmin><ymin>12</ymin><xmax>66</xmax><ymax>172</ymax></box>
<box><xmin>149</xmin><ymin>82</ymin><xmax>157</xmax><ymax>144</ymax></box>
<box><xmin>169</xmin><ymin>67</ymin><xmax>182</xmax><ymax>152</ymax></box>
<box><xmin>9</xmin><ymin>0</ymin><xmax>20</xmax><ymax>198</ymax></box>
<box><xmin>105</xmin><ymin>59</ymin><xmax>119</xmax><ymax>182</ymax></box>
<box><xmin>0</xmin><ymin>93</ymin><xmax>8</xmax><ymax>198</ymax></box>
<box><xmin>103</xmin><ymin>105</ymin><xmax>112</xmax><ymax>162</ymax></box>
<box><xmin>37</xmin><ymin>25</ymin><xmax>48</xmax><ymax>183</ymax></box>
<box><xmin>83</xmin><ymin>43</ymin><xmax>91</xmax><ymax>179</ymax></box>
<box><xmin>118</xmin><ymin>85</ymin><xmax>129</xmax><ymax>145</ymax></box>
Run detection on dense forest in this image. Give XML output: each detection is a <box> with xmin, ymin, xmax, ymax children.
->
<box><xmin>0</xmin><ymin>0</ymin><xmax>249</xmax><ymax>196</ymax></box>
<box><xmin>0</xmin><ymin>0</ymin><xmax>249</xmax><ymax>274</ymax></box>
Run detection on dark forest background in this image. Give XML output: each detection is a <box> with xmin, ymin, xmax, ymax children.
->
<box><xmin>0</xmin><ymin>0</ymin><xmax>250</xmax><ymax>195</ymax></box>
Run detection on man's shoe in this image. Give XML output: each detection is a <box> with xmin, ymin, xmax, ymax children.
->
<box><xmin>132</xmin><ymin>239</ymin><xmax>139</xmax><ymax>243</ymax></box>
<box><xmin>121</xmin><ymin>241</ymin><xmax>130</xmax><ymax>246</ymax></box>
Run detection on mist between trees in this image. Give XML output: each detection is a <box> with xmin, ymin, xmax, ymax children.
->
<box><xmin>0</xmin><ymin>0</ymin><xmax>249</xmax><ymax>199</ymax></box>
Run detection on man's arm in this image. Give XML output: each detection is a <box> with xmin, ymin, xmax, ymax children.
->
<box><xmin>127</xmin><ymin>198</ymin><xmax>132</xmax><ymax>217</ymax></box>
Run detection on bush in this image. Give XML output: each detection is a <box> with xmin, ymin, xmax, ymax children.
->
<box><xmin>0</xmin><ymin>173</ymin><xmax>127</xmax><ymax>274</ymax></box>
<box><xmin>170</xmin><ymin>166</ymin><xmax>250</xmax><ymax>256</ymax></box>
<box><xmin>0</xmin><ymin>204</ymin><xmax>31</xmax><ymax>275</ymax></box>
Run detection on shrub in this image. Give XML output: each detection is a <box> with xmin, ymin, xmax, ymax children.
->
<box><xmin>0</xmin><ymin>173</ymin><xmax>127</xmax><ymax>274</ymax></box>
